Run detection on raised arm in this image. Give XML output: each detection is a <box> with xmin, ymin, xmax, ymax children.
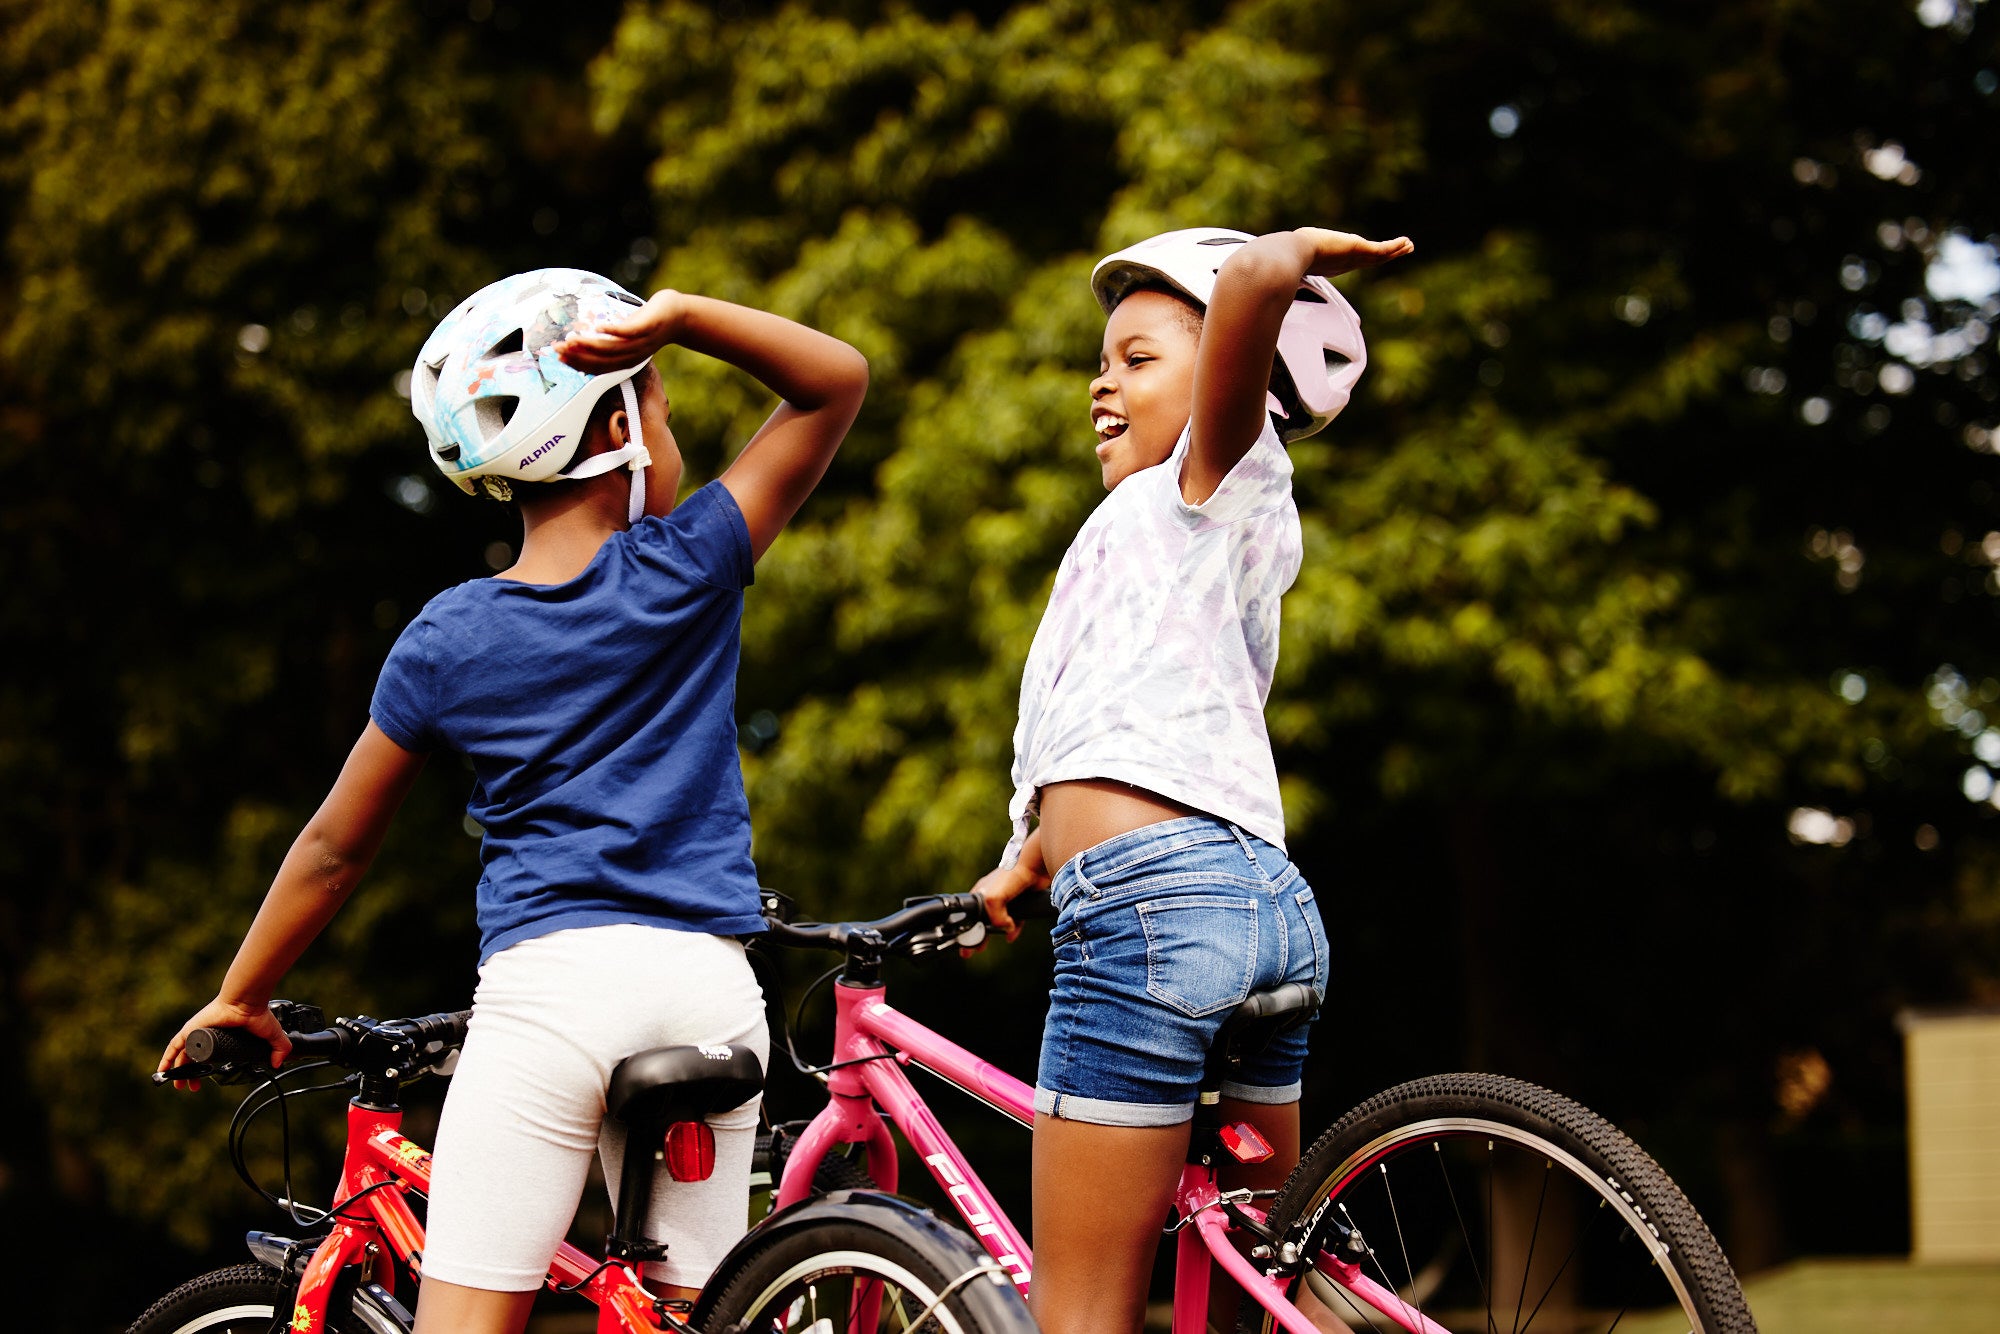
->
<box><xmin>1185</xmin><ymin>228</ymin><xmax>1412</xmax><ymax>503</ymax></box>
<box><xmin>557</xmin><ymin>292</ymin><xmax>868</xmax><ymax>560</ymax></box>
<box><xmin>157</xmin><ymin>722</ymin><xmax>427</xmax><ymax>1085</ymax></box>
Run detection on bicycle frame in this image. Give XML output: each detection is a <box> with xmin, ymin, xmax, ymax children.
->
<box><xmin>777</xmin><ymin>978</ymin><xmax>1452</xmax><ymax>1334</ymax></box>
<box><xmin>289</xmin><ymin>1098</ymin><xmax>670</xmax><ymax>1334</ymax></box>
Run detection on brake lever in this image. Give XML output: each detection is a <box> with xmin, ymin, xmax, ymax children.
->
<box><xmin>152</xmin><ymin>1064</ymin><xmax>208</xmax><ymax>1086</ymax></box>
<box><xmin>904</xmin><ymin>919</ymin><xmax>989</xmax><ymax>956</ymax></box>
<box><xmin>153</xmin><ymin>1060</ymin><xmax>268</xmax><ymax>1087</ymax></box>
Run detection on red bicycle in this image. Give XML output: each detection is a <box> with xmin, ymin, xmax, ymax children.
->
<box><xmin>135</xmin><ymin>1003</ymin><xmax>1038</xmax><ymax>1334</ymax></box>
<box><xmin>754</xmin><ymin>890</ymin><xmax>1758</xmax><ymax>1334</ymax></box>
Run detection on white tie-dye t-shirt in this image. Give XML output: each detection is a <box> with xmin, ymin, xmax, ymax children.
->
<box><xmin>1002</xmin><ymin>416</ymin><xmax>1303</xmax><ymax>868</ymax></box>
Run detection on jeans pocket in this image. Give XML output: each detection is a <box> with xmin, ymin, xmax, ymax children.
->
<box><xmin>1140</xmin><ymin>896</ymin><xmax>1257</xmax><ymax>1018</ymax></box>
<box><xmin>1294</xmin><ymin>887</ymin><xmax>1330</xmax><ymax>996</ymax></box>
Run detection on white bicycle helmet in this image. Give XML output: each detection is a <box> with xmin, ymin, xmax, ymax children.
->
<box><xmin>1089</xmin><ymin>227</ymin><xmax>1367</xmax><ymax>442</ymax></box>
<box><xmin>411</xmin><ymin>268</ymin><xmax>654</xmax><ymax>522</ymax></box>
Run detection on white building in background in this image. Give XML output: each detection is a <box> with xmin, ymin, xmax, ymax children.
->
<box><xmin>1898</xmin><ymin>1006</ymin><xmax>2000</xmax><ymax>1262</ymax></box>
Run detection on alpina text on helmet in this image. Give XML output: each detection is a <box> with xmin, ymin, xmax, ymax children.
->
<box><xmin>518</xmin><ymin>434</ymin><xmax>565</xmax><ymax>470</ymax></box>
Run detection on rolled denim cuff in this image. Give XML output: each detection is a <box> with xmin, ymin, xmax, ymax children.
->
<box><xmin>1035</xmin><ymin>1085</ymin><xmax>1196</xmax><ymax>1127</ymax></box>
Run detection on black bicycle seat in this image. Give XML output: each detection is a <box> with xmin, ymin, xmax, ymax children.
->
<box><xmin>606</xmin><ymin>1043</ymin><xmax>763</xmax><ymax>1126</ymax></box>
<box><xmin>1209</xmin><ymin>983</ymin><xmax>1322</xmax><ymax>1080</ymax></box>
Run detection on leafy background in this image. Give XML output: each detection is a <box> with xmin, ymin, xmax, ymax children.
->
<box><xmin>3</xmin><ymin>0</ymin><xmax>1997</xmax><ymax>1327</ymax></box>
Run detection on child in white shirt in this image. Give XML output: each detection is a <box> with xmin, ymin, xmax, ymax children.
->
<box><xmin>976</xmin><ymin>226</ymin><xmax>1412</xmax><ymax>1334</ymax></box>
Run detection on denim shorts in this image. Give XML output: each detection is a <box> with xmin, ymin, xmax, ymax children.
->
<box><xmin>1034</xmin><ymin>816</ymin><xmax>1329</xmax><ymax>1128</ymax></box>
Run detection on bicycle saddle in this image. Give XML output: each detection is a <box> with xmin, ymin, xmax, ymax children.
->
<box><xmin>606</xmin><ymin>1043</ymin><xmax>763</xmax><ymax>1126</ymax></box>
<box><xmin>1210</xmin><ymin>982</ymin><xmax>1322</xmax><ymax>1076</ymax></box>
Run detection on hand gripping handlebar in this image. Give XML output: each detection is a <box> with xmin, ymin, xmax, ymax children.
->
<box><xmin>158</xmin><ymin>1004</ymin><xmax>473</xmax><ymax>1087</ymax></box>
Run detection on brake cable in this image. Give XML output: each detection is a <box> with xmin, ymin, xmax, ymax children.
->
<box><xmin>782</xmin><ymin>963</ymin><xmax>845</xmax><ymax>1079</ymax></box>
<box><xmin>227</xmin><ymin>1061</ymin><xmax>348</xmax><ymax>1225</ymax></box>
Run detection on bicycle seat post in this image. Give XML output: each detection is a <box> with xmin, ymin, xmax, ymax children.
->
<box><xmin>602</xmin><ymin>1044</ymin><xmax>764</xmax><ymax>1272</ymax></box>
<box><xmin>1191</xmin><ymin>984</ymin><xmax>1322</xmax><ymax>1166</ymax></box>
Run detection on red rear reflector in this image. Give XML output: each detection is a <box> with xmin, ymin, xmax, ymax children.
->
<box><xmin>1220</xmin><ymin>1122</ymin><xmax>1274</xmax><ymax>1164</ymax></box>
<box><xmin>665</xmin><ymin>1121</ymin><xmax>716</xmax><ymax>1181</ymax></box>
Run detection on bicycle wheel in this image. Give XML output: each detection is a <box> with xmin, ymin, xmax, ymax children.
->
<box><xmin>127</xmin><ymin>1263</ymin><xmax>412</xmax><ymax>1334</ymax></box>
<box><xmin>1239</xmin><ymin>1075</ymin><xmax>1756</xmax><ymax>1334</ymax></box>
<box><xmin>698</xmin><ymin>1192</ymin><xmax>1035</xmax><ymax>1334</ymax></box>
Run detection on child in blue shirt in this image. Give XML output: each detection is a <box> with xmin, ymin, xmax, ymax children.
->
<box><xmin>159</xmin><ymin>269</ymin><xmax>867</xmax><ymax>1334</ymax></box>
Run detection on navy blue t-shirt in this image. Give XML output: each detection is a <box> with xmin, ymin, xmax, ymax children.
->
<box><xmin>370</xmin><ymin>482</ymin><xmax>765</xmax><ymax>961</ymax></box>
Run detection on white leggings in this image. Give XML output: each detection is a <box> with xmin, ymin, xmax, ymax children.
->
<box><xmin>422</xmin><ymin>924</ymin><xmax>768</xmax><ymax>1292</ymax></box>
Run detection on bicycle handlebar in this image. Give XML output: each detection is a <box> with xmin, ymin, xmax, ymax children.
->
<box><xmin>760</xmin><ymin>892</ymin><xmax>985</xmax><ymax>951</ymax></box>
<box><xmin>759</xmin><ymin>888</ymin><xmax>1056</xmax><ymax>951</ymax></box>
<box><xmin>159</xmin><ymin>1008</ymin><xmax>473</xmax><ymax>1087</ymax></box>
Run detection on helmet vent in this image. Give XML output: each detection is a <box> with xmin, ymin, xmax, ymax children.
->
<box><xmin>435</xmin><ymin>442</ymin><xmax>462</xmax><ymax>462</ymax></box>
<box><xmin>1197</xmin><ymin>237</ymin><xmax>1248</xmax><ymax>246</ymax></box>
<box><xmin>414</xmin><ymin>361</ymin><xmax>441</xmax><ymax>406</ymax></box>
<box><xmin>1294</xmin><ymin>286</ymin><xmax>1328</xmax><ymax>304</ymax></box>
<box><xmin>611</xmin><ymin>290</ymin><xmax>644</xmax><ymax>306</ymax></box>
<box><xmin>484</xmin><ymin>328</ymin><xmax>524</xmax><ymax>359</ymax></box>
<box><xmin>1324</xmin><ymin>349</ymin><xmax>1352</xmax><ymax>373</ymax></box>
<box><xmin>474</xmin><ymin>395</ymin><xmax>519</xmax><ymax>440</ymax></box>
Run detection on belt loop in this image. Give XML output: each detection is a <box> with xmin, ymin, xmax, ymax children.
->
<box><xmin>1228</xmin><ymin>822</ymin><xmax>1263</xmax><ymax>873</ymax></box>
<box><xmin>1053</xmin><ymin>852</ymin><xmax>1092</xmax><ymax>911</ymax></box>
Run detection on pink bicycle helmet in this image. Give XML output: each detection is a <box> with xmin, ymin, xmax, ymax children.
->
<box><xmin>1089</xmin><ymin>228</ymin><xmax>1366</xmax><ymax>442</ymax></box>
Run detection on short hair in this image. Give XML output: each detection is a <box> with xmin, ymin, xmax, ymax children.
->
<box><xmin>1113</xmin><ymin>281</ymin><xmax>1204</xmax><ymax>338</ymax></box>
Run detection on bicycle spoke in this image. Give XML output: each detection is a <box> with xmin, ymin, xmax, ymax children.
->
<box><xmin>1341</xmin><ymin>1200</ymin><xmax>1423</xmax><ymax>1332</ymax></box>
<box><xmin>1603</xmin><ymin>1308</ymin><xmax>1625</xmax><ymax>1333</ymax></box>
<box><xmin>1379</xmin><ymin>1162</ymin><xmax>1423</xmax><ymax>1310</ymax></box>
<box><xmin>1434</xmin><ymin>1139</ymin><xmax>1493</xmax><ymax>1325</ymax></box>
<box><xmin>1517</xmin><ymin>1193</ymin><xmax>1606</xmax><ymax>1333</ymax></box>
<box><xmin>1509</xmin><ymin>1159</ymin><xmax>1551</xmax><ymax>1334</ymax></box>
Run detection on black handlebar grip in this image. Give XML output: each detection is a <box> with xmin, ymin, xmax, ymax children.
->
<box><xmin>186</xmin><ymin>1026</ymin><xmax>272</xmax><ymax>1067</ymax></box>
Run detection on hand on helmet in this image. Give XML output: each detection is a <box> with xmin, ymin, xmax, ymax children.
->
<box><xmin>555</xmin><ymin>290</ymin><xmax>689</xmax><ymax>373</ymax></box>
<box><xmin>1295</xmin><ymin>228</ymin><xmax>1414</xmax><ymax>279</ymax></box>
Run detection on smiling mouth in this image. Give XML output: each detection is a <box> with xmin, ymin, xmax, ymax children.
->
<box><xmin>1093</xmin><ymin>411</ymin><xmax>1129</xmax><ymax>444</ymax></box>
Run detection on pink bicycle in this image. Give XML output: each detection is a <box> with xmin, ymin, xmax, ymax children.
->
<box><xmin>755</xmin><ymin>890</ymin><xmax>1758</xmax><ymax>1334</ymax></box>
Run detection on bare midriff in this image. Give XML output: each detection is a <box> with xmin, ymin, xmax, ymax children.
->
<box><xmin>1037</xmin><ymin>779</ymin><xmax>1199</xmax><ymax>877</ymax></box>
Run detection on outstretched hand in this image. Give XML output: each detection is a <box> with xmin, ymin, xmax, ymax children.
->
<box><xmin>1296</xmin><ymin>227</ymin><xmax>1415</xmax><ymax>279</ymax></box>
<box><xmin>554</xmin><ymin>290</ymin><xmax>688</xmax><ymax>374</ymax></box>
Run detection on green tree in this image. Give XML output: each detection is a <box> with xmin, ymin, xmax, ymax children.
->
<box><xmin>0</xmin><ymin>0</ymin><xmax>655</xmax><ymax>1308</ymax></box>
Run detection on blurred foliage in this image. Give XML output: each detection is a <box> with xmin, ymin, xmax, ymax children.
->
<box><xmin>0</xmin><ymin>0</ymin><xmax>643</xmax><ymax>1269</ymax></box>
<box><xmin>4</xmin><ymin>0</ymin><xmax>2000</xmax><ymax>1323</ymax></box>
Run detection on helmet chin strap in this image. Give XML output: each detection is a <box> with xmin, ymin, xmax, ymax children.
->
<box><xmin>559</xmin><ymin>376</ymin><xmax>651</xmax><ymax>524</ymax></box>
<box><xmin>620</xmin><ymin>377</ymin><xmax>648</xmax><ymax>525</ymax></box>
